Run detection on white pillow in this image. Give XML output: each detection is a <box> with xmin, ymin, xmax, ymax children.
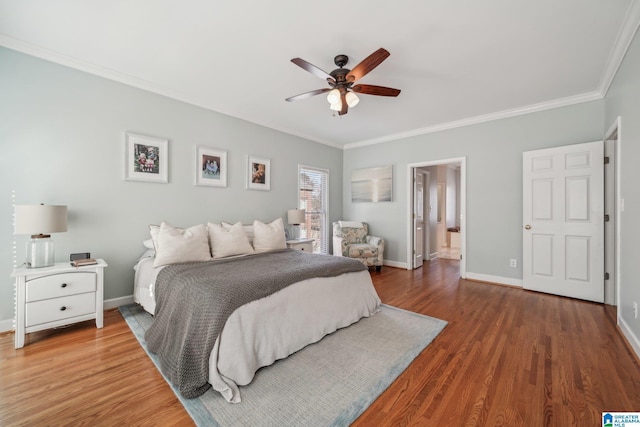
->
<box><xmin>221</xmin><ymin>221</ymin><xmax>255</xmax><ymax>245</ymax></box>
<box><xmin>153</xmin><ymin>222</ymin><xmax>212</xmax><ymax>267</ymax></box>
<box><xmin>252</xmin><ymin>218</ymin><xmax>287</xmax><ymax>253</ymax></box>
<box><xmin>207</xmin><ymin>221</ymin><xmax>254</xmax><ymax>258</ymax></box>
<box><xmin>149</xmin><ymin>224</ymin><xmax>160</xmax><ymax>249</ymax></box>
<box><xmin>143</xmin><ymin>238</ymin><xmax>154</xmax><ymax>249</ymax></box>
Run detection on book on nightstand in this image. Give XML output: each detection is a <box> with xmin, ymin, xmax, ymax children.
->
<box><xmin>71</xmin><ymin>258</ymin><xmax>98</xmax><ymax>267</ymax></box>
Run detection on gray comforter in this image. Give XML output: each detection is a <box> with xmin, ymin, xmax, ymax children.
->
<box><xmin>144</xmin><ymin>249</ymin><xmax>367</xmax><ymax>398</ymax></box>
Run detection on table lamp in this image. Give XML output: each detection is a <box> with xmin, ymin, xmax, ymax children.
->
<box><xmin>287</xmin><ymin>209</ymin><xmax>306</xmax><ymax>240</ymax></box>
<box><xmin>14</xmin><ymin>204</ymin><xmax>67</xmax><ymax>268</ymax></box>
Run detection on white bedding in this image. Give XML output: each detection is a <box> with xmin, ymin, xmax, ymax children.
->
<box><xmin>133</xmin><ymin>253</ymin><xmax>381</xmax><ymax>403</ymax></box>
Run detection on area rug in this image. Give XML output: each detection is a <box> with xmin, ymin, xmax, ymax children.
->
<box><xmin>119</xmin><ymin>303</ymin><xmax>447</xmax><ymax>426</ymax></box>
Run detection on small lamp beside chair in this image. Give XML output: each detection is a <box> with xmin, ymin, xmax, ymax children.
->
<box><xmin>287</xmin><ymin>209</ymin><xmax>306</xmax><ymax>240</ymax></box>
<box><xmin>14</xmin><ymin>204</ymin><xmax>67</xmax><ymax>268</ymax></box>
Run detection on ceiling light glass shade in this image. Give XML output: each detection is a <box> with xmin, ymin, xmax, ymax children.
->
<box><xmin>329</xmin><ymin>101</ymin><xmax>342</xmax><ymax>111</ymax></box>
<box><xmin>326</xmin><ymin>88</ymin><xmax>341</xmax><ymax>105</ymax></box>
<box><xmin>346</xmin><ymin>92</ymin><xmax>360</xmax><ymax>108</ymax></box>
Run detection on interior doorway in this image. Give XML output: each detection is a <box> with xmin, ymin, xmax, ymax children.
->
<box><xmin>407</xmin><ymin>158</ymin><xmax>466</xmax><ymax>278</ymax></box>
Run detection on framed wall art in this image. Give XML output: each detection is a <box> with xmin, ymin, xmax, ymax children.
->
<box><xmin>247</xmin><ymin>155</ymin><xmax>270</xmax><ymax>191</ymax></box>
<box><xmin>351</xmin><ymin>165</ymin><xmax>393</xmax><ymax>202</ymax></box>
<box><xmin>124</xmin><ymin>132</ymin><xmax>169</xmax><ymax>183</ymax></box>
<box><xmin>195</xmin><ymin>146</ymin><xmax>227</xmax><ymax>187</ymax></box>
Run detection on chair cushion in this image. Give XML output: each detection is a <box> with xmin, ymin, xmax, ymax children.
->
<box><xmin>347</xmin><ymin>244</ymin><xmax>378</xmax><ymax>258</ymax></box>
<box><xmin>340</xmin><ymin>227</ymin><xmax>368</xmax><ymax>244</ymax></box>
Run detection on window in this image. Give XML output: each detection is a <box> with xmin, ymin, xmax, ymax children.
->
<box><xmin>298</xmin><ymin>165</ymin><xmax>329</xmax><ymax>254</ymax></box>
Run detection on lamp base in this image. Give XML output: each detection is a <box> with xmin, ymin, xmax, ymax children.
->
<box><xmin>26</xmin><ymin>234</ymin><xmax>55</xmax><ymax>268</ymax></box>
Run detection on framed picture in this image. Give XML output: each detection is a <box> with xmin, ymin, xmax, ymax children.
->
<box><xmin>124</xmin><ymin>132</ymin><xmax>169</xmax><ymax>183</ymax></box>
<box><xmin>247</xmin><ymin>156</ymin><xmax>270</xmax><ymax>191</ymax></box>
<box><xmin>351</xmin><ymin>165</ymin><xmax>393</xmax><ymax>202</ymax></box>
<box><xmin>195</xmin><ymin>146</ymin><xmax>227</xmax><ymax>187</ymax></box>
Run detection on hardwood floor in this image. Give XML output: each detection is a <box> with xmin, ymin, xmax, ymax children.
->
<box><xmin>1</xmin><ymin>259</ymin><xmax>639</xmax><ymax>426</ymax></box>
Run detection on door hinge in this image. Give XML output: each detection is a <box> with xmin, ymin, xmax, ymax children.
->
<box><xmin>605</xmin><ymin>214</ymin><xmax>610</xmax><ymax>222</ymax></box>
<box><xmin>604</xmin><ymin>156</ymin><xmax>610</xmax><ymax>165</ymax></box>
<box><xmin>605</xmin><ymin>272</ymin><xmax>610</xmax><ymax>280</ymax></box>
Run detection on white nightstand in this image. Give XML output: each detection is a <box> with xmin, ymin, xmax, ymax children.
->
<box><xmin>11</xmin><ymin>259</ymin><xmax>107</xmax><ymax>349</ymax></box>
<box><xmin>286</xmin><ymin>239</ymin><xmax>314</xmax><ymax>252</ymax></box>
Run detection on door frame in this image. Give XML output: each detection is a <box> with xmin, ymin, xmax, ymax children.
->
<box><xmin>412</xmin><ymin>168</ymin><xmax>428</xmax><ymax>268</ymax></box>
<box><xmin>407</xmin><ymin>157</ymin><xmax>466</xmax><ymax>278</ymax></box>
<box><xmin>605</xmin><ymin>116</ymin><xmax>622</xmax><ymax>309</ymax></box>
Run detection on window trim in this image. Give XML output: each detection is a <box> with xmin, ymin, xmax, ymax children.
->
<box><xmin>297</xmin><ymin>164</ymin><xmax>329</xmax><ymax>254</ymax></box>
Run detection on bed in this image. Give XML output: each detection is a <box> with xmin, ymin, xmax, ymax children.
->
<box><xmin>133</xmin><ymin>221</ymin><xmax>381</xmax><ymax>403</ymax></box>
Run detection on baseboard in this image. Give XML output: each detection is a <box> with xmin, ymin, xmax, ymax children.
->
<box><xmin>0</xmin><ymin>295</ymin><xmax>135</xmax><ymax>333</ymax></box>
<box><xmin>618</xmin><ymin>315</ymin><xmax>640</xmax><ymax>361</ymax></box>
<box><xmin>104</xmin><ymin>295</ymin><xmax>134</xmax><ymax>310</ymax></box>
<box><xmin>0</xmin><ymin>318</ymin><xmax>14</xmax><ymax>334</ymax></box>
<box><xmin>466</xmin><ymin>272</ymin><xmax>523</xmax><ymax>288</ymax></box>
<box><xmin>384</xmin><ymin>260</ymin><xmax>408</xmax><ymax>269</ymax></box>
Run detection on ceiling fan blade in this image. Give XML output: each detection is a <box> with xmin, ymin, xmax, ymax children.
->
<box><xmin>285</xmin><ymin>88</ymin><xmax>331</xmax><ymax>102</ymax></box>
<box><xmin>346</xmin><ymin>48</ymin><xmax>390</xmax><ymax>83</ymax></box>
<box><xmin>352</xmin><ymin>84</ymin><xmax>401</xmax><ymax>97</ymax></box>
<box><xmin>339</xmin><ymin>91</ymin><xmax>348</xmax><ymax>116</ymax></box>
<box><xmin>291</xmin><ymin>58</ymin><xmax>334</xmax><ymax>82</ymax></box>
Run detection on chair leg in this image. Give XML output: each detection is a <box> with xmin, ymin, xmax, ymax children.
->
<box><xmin>376</xmin><ymin>265</ymin><xmax>382</xmax><ymax>272</ymax></box>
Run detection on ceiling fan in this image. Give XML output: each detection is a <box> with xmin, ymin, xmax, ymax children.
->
<box><xmin>285</xmin><ymin>48</ymin><xmax>401</xmax><ymax>116</ymax></box>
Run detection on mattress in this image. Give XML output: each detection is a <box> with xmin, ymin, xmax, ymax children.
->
<box><xmin>133</xmin><ymin>253</ymin><xmax>381</xmax><ymax>402</ymax></box>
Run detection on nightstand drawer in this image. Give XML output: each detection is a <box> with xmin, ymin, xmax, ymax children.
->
<box><xmin>291</xmin><ymin>242</ymin><xmax>312</xmax><ymax>252</ymax></box>
<box><xmin>26</xmin><ymin>272</ymin><xmax>96</xmax><ymax>302</ymax></box>
<box><xmin>26</xmin><ymin>292</ymin><xmax>96</xmax><ymax>327</ymax></box>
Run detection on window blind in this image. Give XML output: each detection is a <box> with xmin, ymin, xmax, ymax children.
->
<box><xmin>298</xmin><ymin>165</ymin><xmax>329</xmax><ymax>254</ymax></box>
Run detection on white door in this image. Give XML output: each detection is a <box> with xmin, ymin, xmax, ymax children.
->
<box><xmin>523</xmin><ymin>141</ymin><xmax>604</xmax><ymax>303</ymax></box>
<box><xmin>413</xmin><ymin>170</ymin><xmax>425</xmax><ymax>268</ymax></box>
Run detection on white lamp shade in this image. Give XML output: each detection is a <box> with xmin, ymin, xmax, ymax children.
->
<box><xmin>326</xmin><ymin>88</ymin><xmax>341</xmax><ymax>105</ymax></box>
<box><xmin>346</xmin><ymin>91</ymin><xmax>360</xmax><ymax>107</ymax></box>
<box><xmin>14</xmin><ymin>205</ymin><xmax>67</xmax><ymax>235</ymax></box>
<box><xmin>287</xmin><ymin>209</ymin><xmax>306</xmax><ymax>225</ymax></box>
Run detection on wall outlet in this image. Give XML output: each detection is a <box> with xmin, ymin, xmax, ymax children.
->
<box><xmin>634</xmin><ymin>301</ymin><xmax>638</xmax><ymax>319</ymax></box>
<box><xmin>510</xmin><ymin>259</ymin><xmax>517</xmax><ymax>268</ymax></box>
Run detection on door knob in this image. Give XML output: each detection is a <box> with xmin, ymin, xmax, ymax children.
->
<box><xmin>524</xmin><ymin>225</ymin><xmax>531</xmax><ymax>230</ymax></box>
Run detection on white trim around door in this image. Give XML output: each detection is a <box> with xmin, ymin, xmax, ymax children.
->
<box><xmin>406</xmin><ymin>157</ymin><xmax>467</xmax><ymax>278</ymax></box>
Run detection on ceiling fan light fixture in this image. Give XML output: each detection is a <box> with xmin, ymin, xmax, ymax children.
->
<box><xmin>346</xmin><ymin>91</ymin><xmax>359</xmax><ymax>108</ymax></box>
<box><xmin>329</xmin><ymin>101</ymin><xmax>342</xmax><ymax>111</ymax></box>
<box><xmin>326</xmin><ymin>88</ymin><xmax>341</xmax><ymax>105</ymax></box>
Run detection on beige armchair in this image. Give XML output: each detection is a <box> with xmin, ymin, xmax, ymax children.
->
<box><xmin>332</xmin><ymin>221</ymin><xmax>384</xmax><ymax>271</ymax></box>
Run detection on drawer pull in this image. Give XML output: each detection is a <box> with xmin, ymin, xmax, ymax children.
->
<box><xmin>60</xmin><ymin>306</ymin><xmax>67</xmax><ymax>311</ymax></box>
<box><xmin>61</xmin><ymin>283</ymin><xmax>68</xmax><ymax>288</ymax></box>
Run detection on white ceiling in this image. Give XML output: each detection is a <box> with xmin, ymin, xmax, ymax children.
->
<box><xmin>1</xmin><ymin>1</ymin><xmax>639</xmax><ymax>148</ymax></box>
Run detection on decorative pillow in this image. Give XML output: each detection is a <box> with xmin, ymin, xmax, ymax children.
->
<box><xmin>149</xmin><ymin>224</ymin><xmax>160</xmax><ymax>249</ymax></box>
<box><xmin>207</xmin><ymin>221</ymin><xmax>254</xmax><ymax>258</ymax></box>
<box><xmin>221</xmin><ymin>221</ymin><xmax>255</xmax><ymax>245</ymax></box>
<box><xmin>153</xmin><ymin>222</ymin><xmax>212</xmax><ymax>267</ymax></box>
<box><xmin>252</xmin><ymin>218</ymin><xmax>287</xmax><ymax>253</ymax></box>
<box><xmin>143</xmin><ymin>238</ymin><xmax>154</xmax><ymax>249</ymax></box>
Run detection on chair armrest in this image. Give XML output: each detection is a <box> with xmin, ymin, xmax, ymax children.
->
<box><xmin>333</xmin><ymin>236</ymin><xmax>348</xmax><ymax>256</ymax></box>
<box><xmin>366</xmin><ymin>235</ymin><xmax>384</xmax><ymax>247</ymax></box>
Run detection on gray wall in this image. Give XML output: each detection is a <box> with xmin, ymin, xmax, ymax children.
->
<box><xmin>0</xmin><ymin>47</ymin><xmax>343</xmax><ymax>323</ymax></box>
<box><xmin>605</xmin><ymin>27</ymin><xmax>640</xmax><ymax>348</ymax></box>
<box><xmin>343</xmin><ymin>100</ymin><xmax>605</xmax><ymax>279</ymax></box>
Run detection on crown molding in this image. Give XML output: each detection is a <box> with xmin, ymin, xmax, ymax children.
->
<box><xmin>598</xmin><ymin>0</ymin><xmax>640</xmax><ymax>96</ymax></box>
<box><xmin>343</xmin><ymin>91</ymin><xmax>603</xmax><ymax>150</ymax></box>
<box><xmin>0</xmin><ymin>35</ymin><xmax>341</xmax><ymax>149</ymax></box>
